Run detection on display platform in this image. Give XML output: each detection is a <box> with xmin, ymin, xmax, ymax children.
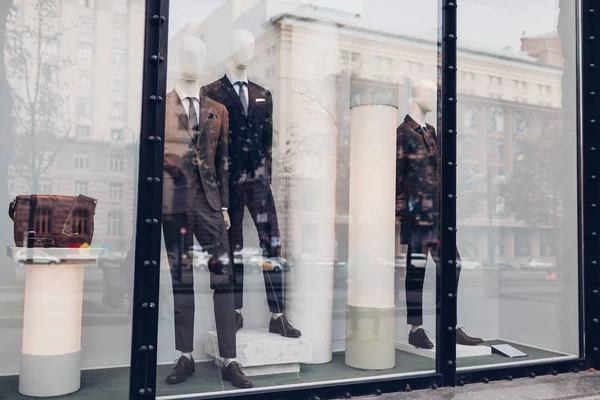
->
<box><xmin>205</xmin><ymin>329</ymin><xmax>311</xmax><ymax>376</ymax></box>
<box><xmin>6</xmin><ymin>246</ymin><xmax>106</xmax><ymax>398</ymax></box>
<box><xmin>395</xmin><ymin>341</ymin><xmax>492</xmax><ymax>359</ymax></box>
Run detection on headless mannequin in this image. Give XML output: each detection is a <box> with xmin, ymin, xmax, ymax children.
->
<box><xmin>225</xmin><ymin>29</ymin><xmax>283</xmax><ymax>321</ymax></box>
<box><xmin>407</xmin><ymin>79</ymin><xmax>435</xmax><ymax>334</ymax></box>
<box><xmin>175</xmin><ymin>37</ymin><xmax>231</xmax><ymax>231</ymax></box>
<box><xmin>175</xmin><ymin>36</ymin><xmax>234</xmax><ymax>366</ymax></box>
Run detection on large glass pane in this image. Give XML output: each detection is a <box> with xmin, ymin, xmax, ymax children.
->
<box><xmin>456</xmin><ymin>0</ymin><xmax>579</xmax><ymax>369</ymax></box>
<box><xmin>0</xmin><ymin>0</ymin><xmax>145</xmax><ymax>398</ymax></box>
<box><xmin>157</xmin><ymin>0</ymin><xmax>441</xmax><ymax>397</ymax></box>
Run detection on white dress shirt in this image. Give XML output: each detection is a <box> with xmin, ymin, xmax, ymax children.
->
<box><xmin>174</xmin><ymin>86</ymin><xmax>200</xmax><ymax>124</ymax></box>
<box><xmin>226</xmin><ymin>73</ymin><xmax>249</xmax><ymax>105</ymax></box>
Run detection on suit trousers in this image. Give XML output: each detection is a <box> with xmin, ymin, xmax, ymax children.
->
<box><xmin>162</xmin><ymin>191</ymin><xmax>236</xmax><ymax>358</ymax></box>
<box><xmin>402</xmin><ymin>222</ymin><xmax>461</xmax><ymax>326</ymax></box>
<box><xmin>228</xmin><ymin>179</ymin><xmax>284</xmax><ymax>313</ymax></box>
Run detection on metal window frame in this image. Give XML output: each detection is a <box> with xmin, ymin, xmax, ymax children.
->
<box><xmin>127</xmin><ymin>0</ymin><xmax>594</xmax><ymax>399</ymax></box>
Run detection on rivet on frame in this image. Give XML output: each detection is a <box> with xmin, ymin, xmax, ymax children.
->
<box><xmin>447</xmin><ymin>360</ymin><xmax>454</xmax><ymax>366</ymax></box>
<box><xmin>594</xmin><ymin>347</ymin><xmax>599</xmax><ymax>352</ymax></box>
<box><xmin>593</xmin><ymin>289</ymin><xmax>599</xmax><ymax>295</ymax></box>
<box><xmin>150</xmin><ymin>95</ymin><xmax>157</xmax><ymax>101</ymax></box>
<box><xmin>483</xmin><ymin>377</ymin><xmax>489</xmax><ymax>384</ymax></box>
<box><xmin>591</xmin><ymin>91</ymin><xmax>596</xmax><ymax>96</ymax></box>
<box><xmin>448</xmin><ymin>129</ymin><xmax>455</xmax><ymax>134</ymax></box>
<box><xmin>591</xmin><ymin>64</ymin><xmax>596</xmax><ymax>68</ymax></box>
<box><xmin>447</xmin><ymin>293</ymin><xmax>455</xmax><ymax>298</ymax></box>
<box><xmin>530</xmin><ymin>372</ymin><xmax>536</xmax><ymax>378</ymax></box>
<box><xmin>592</xmin><ymin>260</ymin><xmax>597</xmax><ymax>265</ymax></box>
<box><xmin>448</xmin><ymin>162</ymin><xmax>454</xmax><ymax>166</ymax></box>
<box><xmin>143</xmin><ymin>260</ymin><xmax>151</xmax><ymax>266</ymax></box>
<box><xmin>590</xmin><ymin>9</ymin><xmax>595</xmax><ymax>15</ymax></box>
<box><xmin>592</xmin><ymin>203</ymin><xmax>597</xmax><ymax>207</ymax></box>
<box><xmin>593</xmin><ymin>232</ymin><xmax>597</xmax><ymax>236</ymax></box>
<box><xmin>138</xmin><ymin>388</ymin><xmax>146</xmax><ymax>395</ymax></box>
<box><xmin>592</xmin><ymin>119</ymin><xmax>597</xmax><ymax>124</ymax></box>
<box><xmin>373</xmin><ymin>388</ymin><xmax>382</xmax><ymax>395</ymax></box>
<box><xmin>447</xmin><ymin>326</ymin><xmax>454</xmax><ymax>331</ymax></box>
<box><xmin>141</xmin><ymin>302</ymin><xmax>148</xmax><ymax>308</ymax></box>
<box><xmin>591</xmin><ymin>36</ymin><xmax>596</xmax><ymax>41</ymax></box>
<box><xmin>591</xmin><ymin>147</ymin><xmax>596</xmax><ymax>151</ymax></box>
<box><xmin>431</xmin><ymin>382</ymin><xmax>438</xmax><ymax>390</ymax></box>
<box><xmin>507</xmin><ymin>375</ymin><xmax>513</xmax><ymax>381</ymax></box>
<box><xmin>139</xmin><ymin>345</ymin><xmax>148</xmax><ymax>352</ymax></box>
<box><xmin>157</xmin><ymin>96</ymin><xmax>163</xmax><ymax>103</ymax></box>
<box><xmin>447</xmin><ymin>227</ymin><xmax>455</xmax><ymax>232</ymax></box>
<box><xmin>592</xmin><ymin>175</ymin><xmax>597</xmax><ymax>179</ymax></box>
<box><xmin>144</xmin><ymin>218</ymin><xmax>152</xmax><ymax>225</ymax></box>
<box><xmin>344</xmin><ymin>393</ymin><xmax>352</xmax><ymax>399</ymax></box>
<box><xmin>152</xmin><ymin>219</ymin><xmax>159</xmax><ymax>225</ymax></box>
<box><xmin>448</xmin><ymin>194</ymin><xmax>455</xmax><ymax>199</ymax></box>
<box><xmin>593</xmin><ymin>318</ymin><xmax>599</xmax><ymax>323</ymax></box>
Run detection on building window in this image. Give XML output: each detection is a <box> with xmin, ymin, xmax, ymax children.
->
<box><xmin>111</xmin><ymin>76</ymin><xmax>125</xmax><ymax>92</ymax></box>
<box><xmin>488</xmin><ymin>107</ymin><xmax>505</xmax><ymax>132</ymax></box>
<box><xmin>35</xmin><ymin>208</ymin><xmax>52</xmax><ymax>235</ymax></box>
<box><xmin>514</xmin><ymin>229</ymin><xmax>532</xmax><ymax>257</ymax></box>
<box><xmin>351</xmin><ymin>52</ymin><xmax>361</xmax><ymax>62</ymax></box>
<box><xmin>78</xmin><ymin>0</ymin><xmax>95</xmax><ymax>7</ymax></box>
<box><xmin>111</xmin><ymin>128</ymin><xmax>124</xmax><ymax>141</ymax></box>
<box><xmin>462</xmin><ymin>106</ymin><xmax>477</xmax><ymax>129</ymax></box>
<box><xmin>265</xmin><ymin>65</ymin><xmax>276</xmax><ymax>78</ymax></box>
<box><xmin>340</xmin><ymin>50</ymin><xmax>349</xmax><ymax>61</ymax></box>
<box><xmin>76</xmin><ymin>44</ymin><xmax>93</xmax><ymax>61</ymax></box>
<box><xmin>514</xmin><ymin>111</ymin><xmax>530</xmax><ymax>135</ymax></box>
<box><xmin>461</xmin><ymin>71</ymin><xmax>476</xmax><ymax>82</ymax></box>
<box><xmin>73</xmin><ymin>210</ymin><xmax>90</xmax><ymax>235</ymax></box>
<box><xmin>45</xmin><ymin>41</ymin><xmax>59</xmax><ymax>57</ymax></box>
<box><xmin>113</xmin><ymin>49</ymin><xmax>126</xmax><ymax>65</ymax></box>
<box><xmin>107</xmin><ymin>211</ymin><xmax>123</xmax><ymax>236</ymax></box>
<box><xmin>76</xmin><ymin>124</ymin><xmax>90</xmax><ymax>137</ymax></box>
<box><xmin>488</xmin><ymin>138</ymin><xmax>505</xmax><ymax>162</ymax></box>
<box><xmin>74</xmin><ymin>154</ymin><xmax>90</xmax><ymax>169</ymax></box>
<box><xmin>111</xmin><ymin>102</ymin><xmax>124</xmax><ymax>119</ymax></box>
<box><xmin>110</xmin><ymin>154</ymin><xmax>124</xmax><ymax>171</ymax></box>
<box><xmin>374</xmin><ymin>56</ymin><xmax>382</xmax><ymax>68</ymax></box>
<box><xmin>78</xmin><ymin>71</ymin><xmax>91</xmax><ymax>88</ymax></box>
<box><xmin>79</xmin><ymin>18</ymin><xmax>93</xmax><ymax>33</ymax></box>
<box><xmin>109</xmin><ymin>183</ymin><xmax>124</xmax><ymax>200</ymax></box>
<box><xmin>74</xmin><ymin>180</ymin><xmax>89</xmax><ymax>196</ymax></box>
<box><xmin>514</xmin><ymin>80</ymin><xmax>528</xmax><ymax>91</ymax></box>
<box><xmin>38</xmin><ymin>181</ymin><xmax>52</xmax><ymax>194</ymax></box>
<box><xmin>488</xmin><ymin>75</ymin><xmax>502</xmax><ymax>86</ymax></box>
<box><xmin>112</xmin><ymin>0</ymin><xmax>128</xmax><ymax>13</ymax></box>
<box><xmin>460</xmin><ymin>135</ymin><xmax>479</xmax><ymax>159</ymax></box>
<box><xmin>408</xmin><ymin>61</ymin><xmax>423</xmax><ymax>73</ymax></box>
<box><xmin>76</xmin><ymin>97</ymin><xmax>91</xmax><ymax>117</ymax></box>
<box><xmin>114</xmin><ymin>25</ymin><xmax>127</xmax><ymax>40</ymax></box>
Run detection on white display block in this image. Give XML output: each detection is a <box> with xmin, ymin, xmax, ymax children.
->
<box><xmin>395</xmin><ymin>341</ymin><xmax>492</xmax><ymax>359</ymax></box>
<box><xmin>345</xmin><ymin>102</ymin><xmax>398</xmax><ymax>370</ymax></box>
<box><xmin>205</xmin><ymin>329</ymin><xmax>312</xmax><ymax>376</ymax></box>
<box><xmin>7</xmin><ymin>247</ymin><xmax>105</xmax><ymax>398</ymax></box>
<box><xmin>284</xmin><ymin>23</ymin><xmax>339</xmax><ymax>364</ymax></box>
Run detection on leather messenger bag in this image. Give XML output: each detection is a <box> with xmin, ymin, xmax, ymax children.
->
<box><xmin>9</xmin><ymin>194</ymin><xmax>98</xmax><ymax>248</ymax></box>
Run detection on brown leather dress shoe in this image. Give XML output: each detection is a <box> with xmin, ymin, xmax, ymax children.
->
<box><xmin>269</xmin><ymin>315</ymin><xmax>301</xmax><ymax>338</ymax></box>
<box><xmin>408</xmin><ymin>328</ymin><xmax>434</xmax><ymax>349</ymax></box>
<box><xmin>165</xmin><ymin>356</ymin><xmax>195</xmax><ymax>384</ymax></box>
<box><xmin>222</xmin><ymin>361</ymin><xmax>253</xmax><ymax>388</ymax></box>
<box><xmin>235</xmin><ymin>311</ymin><xmax>243</xmax><ymax>332</ymax></box>
<box><xmin>456</xmin><ymin>327</ymin><xmax>484</xmax><ymax>346</ymax></box>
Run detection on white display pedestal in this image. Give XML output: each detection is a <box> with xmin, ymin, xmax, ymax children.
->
<box><xmin>205</xmin><ymin>329</ymin><xmax>311</xmax><ymax>376</ymax></box>
<box><xmin>395</xmin><ymin>341</ymin><xmax>492</xmax><ymax>359</ymax></box>
<box><xmin>7</xmin><ymin>247</ymin><xmax>105</xmax><ymax>398</ymax></box>
<box><xmin>345</xmin><ymin>80</ymin><xmax>399</xmax><ymax>370</ymax></box>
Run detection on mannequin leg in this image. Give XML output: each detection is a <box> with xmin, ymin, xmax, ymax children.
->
<box><xmin>245</xmin><ymin>181</ymin><xmax>284</xmax><ymax>314</ymax></box>
<box><xmin>228</xmin><ymin>186</ymin><xmax>246</xmax><ymax>312</ymax></box>
<box><xmin>405</xmin><ymin>243</ymin><xmax>426</xmax><ymax>326</ymax></box>
<box><xmin>163</xmin><ymin>214</ymin><xmax>195</xmax><ymax>353</ymax></box>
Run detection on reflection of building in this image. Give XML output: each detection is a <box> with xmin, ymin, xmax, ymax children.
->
<box><xmin>177</xmin><ymin>0</ymin><xmax>565</xmax><ymax>266</ymax></box>
<box><xmin>7</xmin><ymin>0</ymin><xmax>145</xmax><ymax>248</ymax></box>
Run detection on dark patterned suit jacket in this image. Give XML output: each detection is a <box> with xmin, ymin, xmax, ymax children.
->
<box><xmin>396</xmin><ymin>114</ymin><xmax>440</xmax><ymax>233</ymax></box>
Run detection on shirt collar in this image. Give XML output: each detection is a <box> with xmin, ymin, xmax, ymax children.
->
<box><xmin>226</xmin><ymin>73</ymin><xmax>248</xmax><ymax>88</ymax></box>
<box><xmin>174</xmin><ymin>85</ymin><xmax>199</xmax><ymax>103</ymax></box>
<box><xmin>404</xmin><ymin>114</ymin><xmax>428</xmax><ymax>131</ymax></box>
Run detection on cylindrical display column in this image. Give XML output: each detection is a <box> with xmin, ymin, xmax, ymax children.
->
<box><xmin>345</xmin><ymin>79</ymin><xmax>398</xmax><ymax>370</ymax></box>
<box><xmin>19</xmin><ymin>263</ymin><xmax>85</xmax><ymax>397</ymax></box>
<box><xmin>284</xmin><ymin>23</ymin><xmax>339</xmax><ymax>364</ymax></box>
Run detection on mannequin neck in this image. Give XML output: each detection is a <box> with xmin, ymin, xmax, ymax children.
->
<box><xmin>227</xmin><ymin>65</ymin><xmax>248</xmax><ymax>83</ymax></box>
<box><xmin>408</xmin><ymin>103</ymin><xmax>428</xmax><ymax>127</ymax></box>
<box><xmin>175</xmin><ymin>78</ymin><xmax>202</xmax><ymax>97</ymax></box>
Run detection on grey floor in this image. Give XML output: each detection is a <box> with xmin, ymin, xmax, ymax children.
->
<box><xmin>0</xmin><ymin>341</ymin><xmax>569</xmax><ymax>400</ymax></box>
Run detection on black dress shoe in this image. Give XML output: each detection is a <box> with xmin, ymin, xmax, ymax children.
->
<box><xmin>269</xmin><ymin>315</ymin><xmax>301</xmax><ymax>338</ymax></box>
<box><xmin>165</xmin><ymin>356</ymin><xmax>195</xmax><ymax>384</ymax></box>
<box><xmin>456</xmin><ymin>327</ymin><xmax>484</xmax><ymax>346</ymax></box>
<box><xmin>408</xmin><ymin>328</ymin><xmax>434</xmax><ymax>349</ymax></box>
<box><xmin>235</xmin><ymin>311</ymin><xmax>243</xmax><ymax>332</ymax></box>
<box><xmin>222</xmin><ymin>361</ymin><xmax>253</xmax><ymax>388</ymax></box>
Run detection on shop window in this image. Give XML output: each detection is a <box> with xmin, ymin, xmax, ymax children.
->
<box><xmin>462</xmin><ymin>106</ymin><xmax>477</xmax><ymax>129</ymax></box>
<box><xmin>76</xmin><ymin>124</ymin><xmax>91</xmax><ymax>138</ymax></box>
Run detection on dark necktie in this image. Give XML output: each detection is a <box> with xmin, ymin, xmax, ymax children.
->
<box><xmin>187</xmin><ymin>96</ymin><xmax>198</xmax><ymax>129</ymax></box>
<box><xmin>236</xmin><ymin>82</ymin><xmax>248</xmax><ymax>116</ymax></box>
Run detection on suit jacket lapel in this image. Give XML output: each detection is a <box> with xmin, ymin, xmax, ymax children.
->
<box><xmin>167</xmin><ymin>90</ymin><xmax>192</xmax><ymax>138</ymax></box>
<box><xmin>220</xmin><ymin>75</ymin><xmax>245</xmax><ymax>115</ymax></box>
<box><xmin>247</xmin><ymin>82</ymin><xmax>257</xmax><ymax>120</ymax></box>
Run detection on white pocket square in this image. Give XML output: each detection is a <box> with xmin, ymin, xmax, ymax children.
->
<box><xmin>256</xmin><ymin>98</ymin><xmax>265</xmax><ymax>103</ymax></box>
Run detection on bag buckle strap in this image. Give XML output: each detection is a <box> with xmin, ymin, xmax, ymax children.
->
<box><xmin>62</xmin><ymin>228</ymin><xmax>73</xmax><ymax>236</ymax></box>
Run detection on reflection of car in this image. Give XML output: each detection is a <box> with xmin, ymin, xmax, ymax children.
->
<box><xmin>191</xmin><ymin>250</ymin><xmax>211</xmax><ymax>271</ymax></box>
<box><xmin>261</xmin><ymin>257</ymin><xmax>290</xmax><ymax>273</ymax></box>
<box><xmin>233</xmin><ymin>247</ymin><xmax>263</xmax><ymax>265</ymax></box>
<box><xmin>395</xmin><ymin>253</ymin><xmax>427</xmax><ymax>268</ymax></box>
<box><xmin>459</xmin><ymin>259</ymin><xmax>483</xmax><ymax>269</ymax></box>
<box><xmin>522</xmin><ymin>259</ymin><xmax>555</xmax><ymax>270</ymax></box>
<box><xmin>15</xmin><ymin>249</ymin><xmax>61</xmax><ymax>265</ymax></box>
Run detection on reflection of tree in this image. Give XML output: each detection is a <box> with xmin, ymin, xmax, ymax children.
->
<box><xmin>502</xmin><ymin>135</ymin><xmax>558</xmax><ymax>228</ymax></box>
<box><xmin>4</xmin><ymin>0</ymin><xmax>73</xmax><ymax>192</ymax></box>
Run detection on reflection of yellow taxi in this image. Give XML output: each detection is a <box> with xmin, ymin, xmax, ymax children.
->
<box><xmin>257</xmin><ymin>257</ymin><xmax>287</xmax><ymax>273</ymax></box>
